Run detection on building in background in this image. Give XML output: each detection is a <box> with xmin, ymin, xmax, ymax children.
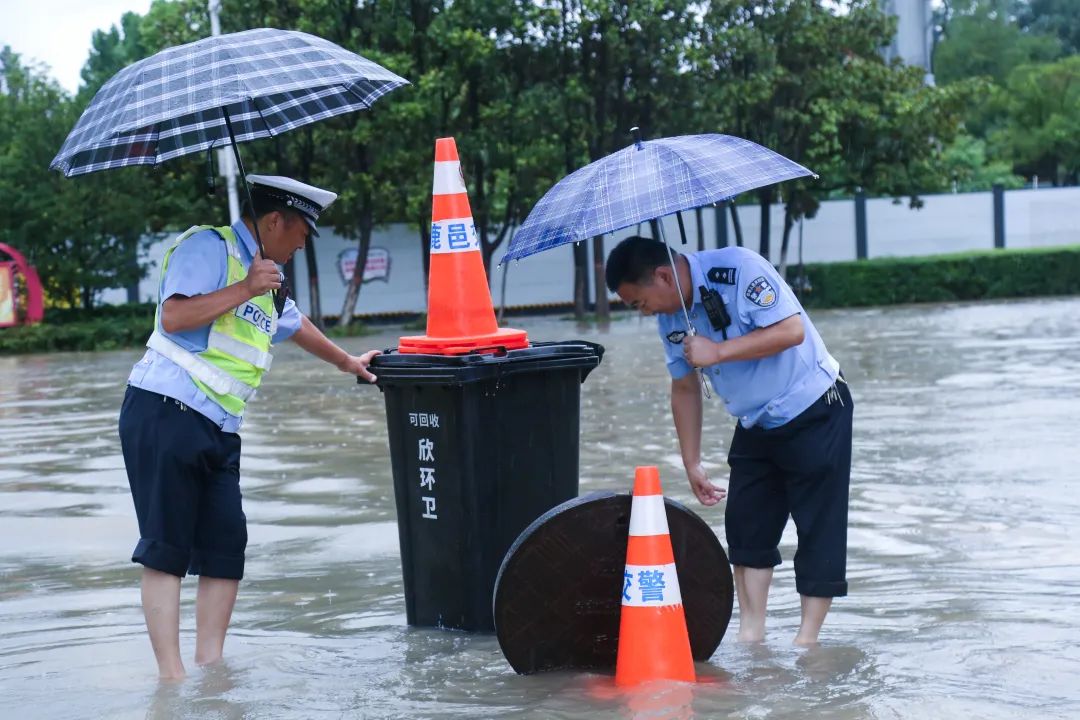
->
<box><xmin>884</xmin><ymin>0</ymin><xmax>935</xmax><ymax>84</ymax></box>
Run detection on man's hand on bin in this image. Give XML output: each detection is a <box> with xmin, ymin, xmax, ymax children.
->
<box><xmin>338</xmin><ymin>349</ymin><xmax>381</xmax><ymax>383</ymax></box>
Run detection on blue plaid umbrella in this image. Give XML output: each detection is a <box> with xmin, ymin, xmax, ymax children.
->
<box><xmin>503</xmin><ymin>133</ymin><xmax>814</xmax><ymax>262</ymax></box>
<box><xmin>504</xmin><ymin>132</ymin><xmax>813</xmax><ymax>399</ymax></box>
<box><xmin>50</xmin><ymin>28</ymin><xmax>408</xmax><ymax>176</ymax></box>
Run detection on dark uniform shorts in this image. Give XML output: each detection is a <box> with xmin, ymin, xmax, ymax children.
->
<box><xmin>118</xmin><ymin>386</ymin><xmax>247</xmax><ymax>580</ymax></box>
<box><xmin>725</xmin><ymin>379</ymin><xmax>853</xmax><ymax>598</ymax></box>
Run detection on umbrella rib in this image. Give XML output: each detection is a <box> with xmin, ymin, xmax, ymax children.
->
<box><xmin>251</xmin><ymin>95</ymin><xmax>276</xmax><ymax>137</ymax></box>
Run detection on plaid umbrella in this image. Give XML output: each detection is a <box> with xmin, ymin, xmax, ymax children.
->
<box><xmin>502</xmin><ymin>133</ymin><xmax>814</xmax><ymax>262</ymax></box>
<box><xmin>50</xmin><ymin>28</ymin><xmax>409</xmax><ymax>176</ymax></box>
<box><xmin>504</xmin><ymin>132</ymin><xmax>814</xmax><ymax>400</ymax></box>
<box><xmin>50</xmin><ymin>27</ymin><xmax>408</xmax><ymax>313</ymax></box>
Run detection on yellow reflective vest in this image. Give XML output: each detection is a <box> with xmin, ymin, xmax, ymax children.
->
<box><xmin>146</xmin><ymin>225</ymin><xmax>275</xmax><ymax>417</ymax></box>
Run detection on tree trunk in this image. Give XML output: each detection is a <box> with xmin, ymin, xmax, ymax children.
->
<box><xmin>778</xmin><ymin>207</ymin><xmax>795</xmax><ymax>279</ymax></box>
<box><xmin>561</xmin><ymin>0</ymin><xmax>587</xmax><ymax>321</ymax></box>
<box><xmin>695</xmin><ymin>207</ymin><xmax>705</xmax><ymax>251</ymax></box>
<box><xmin>338</xmin><ymin>219</ymin><xmax>372</xmax><ymax>329</ymax></box>
<box><xmin>729</xmin><ymin>201</ymin><xmax>744</xmax><ymax>247</ymax></box>
<box><xmin>419</xmin><ymin>213</ymin><xmax>431</xmax><ymax>295</ymax></box>
<box><xmin>573</xmin><ymin>241</ymin><xmax>588</xmax><ymax>319</ymax></box>
<box><xmin>592</xmin><ymin>235</ymin><xmax>609</xmax><ymax>320</ymax></box>
<box><xmin>497</xmin><ymin>224</ymin><xmax>515</xmax><ymax>324</ymax></box>
<box><xmin>758</xmin><ymin>187</ymin><xmax>773</xmax><ymax>261</ymax></box>
<box><xmin>481</xmin><ymin>196</ymin><xmax>517</xmax><ymax>281</ymax></box>
<box><xmin>338</xmin><ymin>140</ymin><xmax>373</xmax><ymax>329</ymax></box>
<box><xmin>283</xmin><ymin>125</ymin><xmax>323</xmax><ymax>328</ymax></box>
<box><xmin>303</xmin><ymin>242</ymin><xmax>322</xmax><ymax>330</ymax></box>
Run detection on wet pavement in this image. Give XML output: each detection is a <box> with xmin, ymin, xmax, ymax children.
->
<box><xmin>1</xmin><ymin>297</ymin><xmax>1079</xmax><ymax>719</ymax></box>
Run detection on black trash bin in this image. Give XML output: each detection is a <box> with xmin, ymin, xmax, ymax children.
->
<box><xmin>370</xmin><ymin>341</ymin><xmax>604</xmax><ymax>631</ymax></box>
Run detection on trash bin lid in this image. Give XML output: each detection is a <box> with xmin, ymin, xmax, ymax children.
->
<box><xmin>370</xmin><ymin>341</ymin><xmax>604</xmax><ymax>386</ymax></box>
<box><xmin>493</xmin><ymin>492</ymin><xmax>733</xmax><ymax>675</ymax></box>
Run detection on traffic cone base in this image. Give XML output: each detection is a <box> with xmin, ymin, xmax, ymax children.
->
<box><xmin>398</xmin><ymin>326</ymin><xmax>529</xmax><ymax>355</ymax></box>
<box><xmin>398</xmin><ymin>137</ymin><xmax>528</xmax><ymax>356</ymax></box>
<box><xmin>615</xmin><ymin>466</ymin><xmax>696</xmax><ymax>687</ymax></box>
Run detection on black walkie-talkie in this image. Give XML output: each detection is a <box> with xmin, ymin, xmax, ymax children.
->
<box><xmin>699</xmin><ymin>285</ymin><xmax>731</xmax><ymax>340</ymax></box>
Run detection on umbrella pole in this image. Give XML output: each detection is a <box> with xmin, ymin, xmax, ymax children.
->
<box><xmin>657</xmin><ymin>221</ymin><xmax>693</xmax><ymax>332</ymax></box>
<box><xmin>657</xmin><ymin>221</ymin><xmax>711</xmax><ymax>399</ymax></box>
<box><xmin>222</xmin><ymin>107</ymin><xmax>285</xmax><ymax>314</ymax></box>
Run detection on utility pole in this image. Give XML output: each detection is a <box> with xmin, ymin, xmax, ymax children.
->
<box><xmin>208</xmin><ymin>0</ymin><xmax>241</xmax><ymax>222</ymax></box>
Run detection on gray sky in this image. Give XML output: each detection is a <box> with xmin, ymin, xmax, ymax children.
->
<box><xmin>2</xmin><ymin>0</ymin><xmax>154</xmax><ymax>94</ymax></box>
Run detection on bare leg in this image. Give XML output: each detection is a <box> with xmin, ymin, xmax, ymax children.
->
<box><xmin>141</xmin><ymin>568</ymin><xmax>185</xmax><ymax>680</ymax></box>
<box><xmin>733</xmin><ymin>566</ymin><xmax>772</xmax><ymax>642</ymax></box>
<box><xmin>794</xmin><ymin>595</ymin><xmax>832</xmax><ymax>646</ymax></box>
<box><xmin>194</xmin><ymin>577</ymin><xmax>239</xmax><ymax>665</ymax></box>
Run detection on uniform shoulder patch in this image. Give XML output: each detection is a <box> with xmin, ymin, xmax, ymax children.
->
<box><xmin>744</xmin><ymin>276</ymin><xmax>777</xmax><ymax>308</ymax></box>
<box><xmin>666</xmin><ymin>330</ymin><xmax>687</xmax><ymax>345</ymax></box>
<box><xmin>707</xmin><ymin>267</ymin><xmax>737</xmax><ymax>285</ymax></box>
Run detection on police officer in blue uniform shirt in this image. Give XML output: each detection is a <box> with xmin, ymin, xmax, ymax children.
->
<box><xmin>119</xmin><ymin>174</ymin><xmax>381</xmax><ymax>680</ymax></box>
<box><xmin>606</xmin><ymin>235</ymin><xmax>853</xmax><ymax>646</ymax></box>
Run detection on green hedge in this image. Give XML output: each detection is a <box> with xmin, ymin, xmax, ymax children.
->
<box><xmin>0</xmin><ymin>303</ymin><xmax>371</xmax><ymax>354</ymax></box>
<box><xmin>793</xmin><ymin>245</ymin><xmax>1080</xmax><ymax>309</ymax></box>
<box><xmin>0</xmin><ymin>312</ymin><xmax>154</xmax><ymax>354</ymax></box>
<box><xmin>42</xmin><ymin>302</ymin><xmax>157</xmax><ymax>324</ymax></box>
<box><xmin>3</xmin><ymin>247</ymin><xmax>1078</xmax><ymax>353</ymax></box>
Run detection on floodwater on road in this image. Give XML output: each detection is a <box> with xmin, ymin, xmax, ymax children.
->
<box><xmin>1</xmin><ymin>297</ymin><xmax>1079</xmax><ymax>719</ymax></box>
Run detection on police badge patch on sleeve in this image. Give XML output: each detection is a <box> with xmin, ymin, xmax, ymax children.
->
<box><xmin>744</xmin><ymin>276</ymin><xmax>777</xmax><ymax>307</ymax></box>
<box><xmin>666</xmin><ymin>330</ymin><xmax>687</xmax><ymax>344</ymax></box>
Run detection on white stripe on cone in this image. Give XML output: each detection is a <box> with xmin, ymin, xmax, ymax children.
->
<box><xmin>430</xmin><ymin>217</ymin><xmax>480</xmax><ymax>254</ymax></box>
<box><xmin>628</xmin><ymin>494</ymin><xmax>670</xmax><ymax>537</ymax></box>
<box><xmin>622</xmin><ymin>562</ymin><xmax>684</xmax><ymax>608</ymax></box>
<box><xmin>432</xmin><ymin>161</ymin><xmax>468</xmax><ymax>196</ymax></box>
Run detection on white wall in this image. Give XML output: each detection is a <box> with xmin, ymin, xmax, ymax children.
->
<box><xmin>104</xmin><ymin>186</ymin><xmax>1080</xmax><ymax>316</ymax></box>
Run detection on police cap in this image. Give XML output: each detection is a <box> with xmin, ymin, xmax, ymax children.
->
<box><xmin>246</xmin><ymin>174</ymin><xmax>337</xmax><ymax>237</ymax></box>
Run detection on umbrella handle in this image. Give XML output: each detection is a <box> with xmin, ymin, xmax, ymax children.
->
<box><xmin>221</xmin><ymin>107</ymin><xmax>286</xmax><ymax>315</ymax></box>
<box><xmin>657</xmin><ymin>221</ymin><xmax>711</xmax><ymax>400</ymax></box>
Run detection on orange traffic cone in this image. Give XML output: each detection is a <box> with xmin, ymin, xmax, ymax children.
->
<box><xmin>615</xmin><ymin>466</ymin><xmax>696</xmax><ymax>687</ymax></box>
<box><xmin>398</xmin><ymin>137</ymin><xmax>529</xmax><ymax>355</ymax></box>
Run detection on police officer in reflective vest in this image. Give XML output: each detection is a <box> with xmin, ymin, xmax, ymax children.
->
<box><xmin>607</xmin><ymin>235</ymin><xmax>853</xmax><ymax>646</ymax></box>
<box><xmin>119</xmin><ymin>175</ymin><xmax>380</xmax><ymax>680</ymax></box>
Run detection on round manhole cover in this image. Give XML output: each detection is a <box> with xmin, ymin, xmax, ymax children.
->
<box><xmin>494</xmin><ymin>492</ymin><xmax>733</xmax><ymax>674</ymax></box>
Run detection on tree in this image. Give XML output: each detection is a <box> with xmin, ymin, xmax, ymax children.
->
<box><xmin>1016</xmin><ymin>0</ymin><xmax>1080</xmax><ymax>55</ymax></box>
<box><xmin>8</xmin><ymin>0</ymin><xmax>1007</xmax><ymax>316</ymax></box>
<box><xmin>527</xmin><ymin>0</ymin><xmax>700</xmax><ymax>318</ymax></box>
<box><xmin>75</xmin><ymin>6</ymin><xmax>219</xmax><ymax>304</ymax></box>
<box><xmin>295</xmin><ymin>0</ymin><xmax>431</xmax><ymax>328</ymax></box>
<box><xmin>934</xmin><ymin>0</ymin><xmax>1059</xmax><ymax>86</ymax></box>
<box><xmin>0</xmin><ymin>49</ymin><xmax>153</xmax><ymax>308</ymax></box>
<box><xmin>995</xmin><ymin>55</ymin><xmax>1080</xmax><ymax>185</ymax></box>
<box><xmin>691</xmin><ymin>0</ymin><xmax>977</xmax><ymax>270</ymax></box>
<box><xmin>938</xmin><ymin>133</ymin><xmax>1025</xmax><ymax>191</ymax></box>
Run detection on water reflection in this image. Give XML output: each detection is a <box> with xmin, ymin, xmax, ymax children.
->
<box><xmin>2</xmin><ymin>297</ymin><xmax>1080</xmax><ymax>718</ymax></box>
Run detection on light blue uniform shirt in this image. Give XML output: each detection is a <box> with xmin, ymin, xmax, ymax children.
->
<box><xmin>657</xmin><ymin>247</ymin><xmax>839</xmax><ymax>429</ymax></box>
<box><xmin>127</xmin><ymin>220</ymin><xmax>303</xmax><ymax>433</ymax></box>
